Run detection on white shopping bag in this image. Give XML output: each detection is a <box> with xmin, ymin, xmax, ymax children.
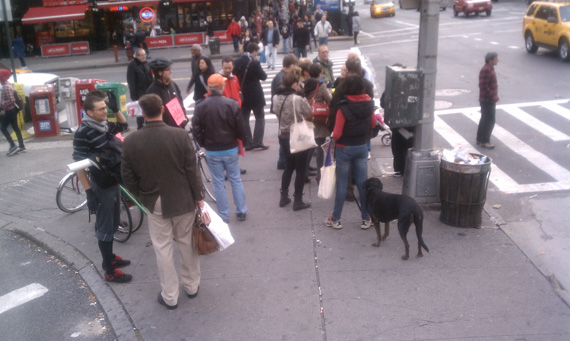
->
<box><xmin>202</xmin><ymin>202</ymin><xmax>235</xmax><ymax>251</ymax></box>
<box><xmin>318</xmin><ymin>140</ymin><xmax>336</xmax><ymax>199</ymax></box>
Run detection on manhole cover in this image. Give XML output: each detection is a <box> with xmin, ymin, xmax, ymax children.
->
<box><xmin>435</xmin><ymin>100</ymin><xmax>453</xmax><ymax>110</ymax></box>
<box><xmin>436</xmin><ymin>89</ymin><xmax>471</xmax><ymax>97</ymax></box>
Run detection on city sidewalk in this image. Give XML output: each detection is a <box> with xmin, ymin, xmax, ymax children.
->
<box><xmin>1</xmin><ymin>117</ymin><xmax>569</xmax><ymax>340</ymax></box>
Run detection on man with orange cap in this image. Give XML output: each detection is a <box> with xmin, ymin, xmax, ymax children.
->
<box><xmin>192</xmin><ymin>73</ymin><xmax>247</xmax><ymax>223</ymax></box>
<box><xmin>0</xmin><ymin>69</ymin><xmax>26</xmax><ymax>156</ymax></box>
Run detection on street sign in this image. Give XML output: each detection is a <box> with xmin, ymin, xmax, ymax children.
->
<box><xmin>0</xmin><ymin>0</ymin><xmax>12</xmax><ymax>22</ymax></box>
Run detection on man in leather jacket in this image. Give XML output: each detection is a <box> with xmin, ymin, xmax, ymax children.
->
<box><xmin>146</xmin><ymin>58</ymin><xmax>188</xmax><ymax>128</ymax></box>
<box><xmin>126</xmin><ymin>48</ymin><xmax>153</xmax><ymax>129</ymax></box>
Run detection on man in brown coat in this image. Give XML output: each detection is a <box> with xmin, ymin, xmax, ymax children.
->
<box><xmin>121</xmin><ymin>93</ymin><xmax>205</xmax><ymax>310</ymax></box>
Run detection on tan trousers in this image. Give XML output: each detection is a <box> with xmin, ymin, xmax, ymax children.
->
<box><xmin>147</xmin><ymin>197</ymin><xmax>200</xmax><ymax>306</ymax></box>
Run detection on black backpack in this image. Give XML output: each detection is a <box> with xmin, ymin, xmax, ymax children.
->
<box><xmin>13</xmin><ymin>90</ymin><xmax>24</xmax><ymax>111</ymax></box>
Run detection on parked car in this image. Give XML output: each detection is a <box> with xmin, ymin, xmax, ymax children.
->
<box><xmin>371</xmin><ymin>0</ymin><xmax>396</xmax><ymax>18</ymax></box>
<box><xmin>523</xmin><ymin>1</ymin><xmax>570</xmax><ymax>62</ymax></box>
<box><xmin>0</xmin><ymin>70</ymin><xmax>60</xmax><ymax>121</ymax></box>
<box><xmin>453</xmin><ymin>0</ymin><xmax>493</xmax><ymax>17</ymax></box>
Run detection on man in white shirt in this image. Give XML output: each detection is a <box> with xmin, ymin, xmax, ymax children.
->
<box><xmin>314</xmin><ymin>14</ymin><xmax>332</xmax><ymax>46</ymax></box>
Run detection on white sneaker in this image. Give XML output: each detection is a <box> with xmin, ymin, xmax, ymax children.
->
<box><xmin>361</xmin><ymin>219</ymin><xmax>372</xmax><ymax>230</ymax></box>
<box><xmin>324</xmin><ymin>216</ymin><xmax>342</xmax><ymax>229</ymax></box>
<box><xmin>368</xmin><ymin>152</ymin><xmax>371</xmax><ymax>160</ymax></box>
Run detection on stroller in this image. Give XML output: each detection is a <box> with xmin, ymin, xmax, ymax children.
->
<box><xmin>374</xmin><ymin>107</ymin><xmax>392</xmax><ymax>146</ymax></box>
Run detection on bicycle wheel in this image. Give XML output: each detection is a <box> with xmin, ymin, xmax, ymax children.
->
<box><xmin>128</xmin><ymin>201</ymin><xmax>144</xmax><ymax>233</ymax></box>
<box><xmin>199</xmin><ymin>155</ymin><xmax>217</xmax><ymax>203</ymax></box>
<box><xmin>56</xmin><ymin>172</ymin><xmax>87</xmax><ymax>213</ymax></box>
<box><xmin>381</xmin><ymin>133</ymin><xmax>392</xmax><ymax>146</ymax></box>
<box><xmin>114</xmin><ymin>198</ymin><xmax>133</xmax><ymax>243</ymax></box>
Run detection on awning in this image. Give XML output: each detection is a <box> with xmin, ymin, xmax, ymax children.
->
<box><xmin>22</xmin><ymin>4</ymin><xmax>89</xmax><ymax>25</ymax></box>
<box><xmin>97</xmin><ymin>0</ymin><xmax>159</xmax><ymax>8</ymax></box>
<box><xmin>172</xmin><ymin>0</ymin><xmax>204</xmax><ymax>3</ymax></box>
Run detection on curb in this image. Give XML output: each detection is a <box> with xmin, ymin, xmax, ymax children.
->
<box><xmin>1</xmin><ymin>218</ymin><xmax>141</xmax><ymax>341</ymax></box>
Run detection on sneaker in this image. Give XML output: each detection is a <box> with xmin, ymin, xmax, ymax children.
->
<box><xmin>17</xmin><ymin>146</ymin><xmax>26</xmax><ymax>153</ymax></box>
<box><xmin>240</xmin><ymin>169</ymin><xmax>247</xmax><ymax>175</ymax></box>
<box><xmin>368</xmin><ymin>152</ymin><xmax>371</xmax><ymax>160</ymax></box>
<box><xmin>157</xmin><ymin>292</ymin><xmax>178</xmax><ymax>310</ymax></box>
<box><xmin>361</xmin><ymin>219</ymin><xmax>372</xmax><ymax>230</ymax></box>
<box><xmin>393</xmin><ymin>172</ymin><xmax>403</xmax><ymax>178</ymax></box>
<box><xmin>105</xmin><ymin>269</ymin><xmax>132</xmax><ymax>283</ymax></box>
<box><xmin>481</xmin><ymin>142</ymin><xmax>495</xmax><ymax>149</ymax></box>
<box><xmin>112</xmin><ymin>255</ymin><xmax>131</xmax><ymax>268</ymax></box>
<box><xmin>237</xmin><ymin>212</ymin><xmax>247</xmax><ymax>221</ymax></box>
<box><xmin>7</xmin><ymin>145</ymin><xmax>18</xmax><ymax>156</ymax></box>
<box><xmin>254</xmin><ymin>144</ymin><xmax>270</xmax><ymax>151</ymax></box>
<box><xmin>187</xmin><ymin>286</ymin><xmax>199</xmax><ymax>299</ymax></box>
<box><xmin>324</xmin><ymin>216</ymin><xmax>342</xmax><ymax>229</ymax></box>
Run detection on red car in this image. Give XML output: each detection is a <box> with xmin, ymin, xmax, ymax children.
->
<box><xmin>453</xmin><ymin>0</ymin><xmax>493</xmax><ymax>17</ymax></box>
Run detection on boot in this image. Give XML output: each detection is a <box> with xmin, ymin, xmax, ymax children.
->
<box><xmin>293</xmin><ymin>193</ymin><xmax>311</xmax><ymax>211</ymax></box>
<box><xmin>279</xmin><ymin>189</ymin><xmax>291</xmax><ymax>207</ymax></box>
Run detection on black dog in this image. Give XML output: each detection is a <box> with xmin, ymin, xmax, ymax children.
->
<box><xmin>364</xmin><ymin>177</ymin><xmax>429</xmax><ymax>260</ymax></box>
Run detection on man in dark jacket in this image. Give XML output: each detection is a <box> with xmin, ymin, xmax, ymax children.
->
<box><xmin>279</xmin><ymin>19</ymin><xmax>291</xmax><ymax>54</ymax></box>
<box><xmin>146</xmin><ymin>58</ymin><xmax>188</xmax><ymax>129</ymax></box>
<box><xmin>262</xmin><ymin>20</ymin><xmax>280</xmax><ymax>70</ymax></box>
<box><xmin>122</xmin><ymin>93</ymin><xmax>204</xmax><ymax>310</ymax></box>
<box><xmin>192</xmin><ymin>74</ymin><xmax>248</xmax><ymax>223</ymax></box>
<box><xmin>233</xmin><ymin>43</ymin><xmax>269</xmax><ymax>150</ymax></box>
<box><xmin>126</xmin><ymin>48</ymin><xmax>153</xmax><ymax>129</ymax></box>
<box><xmin>293</xmin><ymin>20</ymin><xmax>311</xmax><ymax>58</ymax></box>
<box><xmin>73</xmin><ymin>90</ymin><xmax>132</xmax><ymax>284</ymax></box>
<box><xmin>186</xmin><ymin>44</ymin><xmax>202</xmax><ymax>95</ymax></box>
<box><xmin>477</xmin><ymin>52</ymin><xmax>499</xmax><ymax>149</ymax></box>
<box><xmin>134</xmin><ymin>29</ymin><xmax>150</xmax><ymax>58</ymax></box>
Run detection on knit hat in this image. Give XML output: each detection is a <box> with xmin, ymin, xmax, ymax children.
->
<box><xmin>0</xmin><ymin>69</ymin><xmax>12</xmax><ymax>84</ymax></box>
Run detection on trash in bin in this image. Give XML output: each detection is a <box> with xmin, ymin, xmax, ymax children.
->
<box><xmin>442</xmin><ymin>147</ymin><xmax>489</xmax><ymax>165</ymax></box>
<box><xmin>440</xmin><ymin>151</ymin><xmax>492</xmax><ymax>228</ymax></box>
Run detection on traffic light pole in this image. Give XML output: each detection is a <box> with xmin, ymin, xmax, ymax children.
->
<box><xmin>1</xmin><ymin>0</ymin><xmax>17</xmax><ymax>82</ymax></box>
<box><xmin>402</xmin><ymin>0</ymin><xmax>440</xmax><ymax>203</ymax></box>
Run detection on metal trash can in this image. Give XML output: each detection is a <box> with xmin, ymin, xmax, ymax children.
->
<box><xmin>440</xmin><ymin>153</ymin><xmax>492</xmax><ymax>228</ymax></box>
<box><xmin>209</xmin><ymin>38</ymin><xmax>220</xmax><ymax>55</ymax></box>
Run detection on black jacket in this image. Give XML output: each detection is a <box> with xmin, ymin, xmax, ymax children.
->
<box><xmin>293</xmin><ymin>26</ymin><xmax>311</xmax><ymax>49</ymax></box>
<box><xmin>233</xmin><ymin>53</ymin><xmax>267</xmax><ymax>108</ymax></box>
<box><xmin>328</xmin><ymin>76</ymin><xmax>374</xmax><ymax>131</ymax></box>
<box><xmin>186</xmin><ymin>54</ymin><xmax>203</xmax><ymax>92</ymax></box>
<box><xmin>192</xmin><ymin>93</ymin><xmax>247</xmax><ymax>151</ymax></box>
<box><xmin>337</xmin><ymin>95</ymin><xmax>375</xmax><ymax>146</ymax></box>
<box><xmin>126</xmin><ymin>59</ymin><xmax>153</xmax><ymax>101</ymax></box>
<box><xmin>262</xmin><ymin>27</ymin><xmax>280</xmax><ymax>47</ymax></box>
<box><xmin>146</xmin><ymin>80</ymin><xmax>188</xmax><ymax>128</ymax></box>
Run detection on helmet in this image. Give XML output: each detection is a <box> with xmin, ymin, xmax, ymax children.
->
<box><xmin>148</xmin><ymin>58</ymin><xmax>173</xmax><ymax>71</ymax></box>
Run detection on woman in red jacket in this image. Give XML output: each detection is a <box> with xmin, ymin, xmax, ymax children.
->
<box><xmin>227</xmin><ymin>18</ymin><xmax>242</xmax><ymax>53</ymax></box>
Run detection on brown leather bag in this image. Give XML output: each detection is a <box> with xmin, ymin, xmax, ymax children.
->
<box><xmin>191</xmin><ymin>210</ymin><xmax>219</xmax><ymax>255</ymax></box>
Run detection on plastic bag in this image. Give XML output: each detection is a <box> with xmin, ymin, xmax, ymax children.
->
<box><xmin>203</xmin><ymin>202</ymin><xmax>235</xmax><ymax>251</ymax></box>
<box><xmin>126</xmin><ymin>101</ymin><xmax>142</xmax><ymax>117</ymax></box>
<box><xmin>318</xmin><ymin>141</ymin><xmax>336</xmax><ymax>199</ymax></box>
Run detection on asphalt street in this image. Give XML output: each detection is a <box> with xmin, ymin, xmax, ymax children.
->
<box><xmin>1</xmin><ymin>1</ymin><xmax>570</xmax><ymax>339</ymax></box>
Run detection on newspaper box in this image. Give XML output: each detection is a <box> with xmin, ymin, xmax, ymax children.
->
<box><xmin>75</xmin><ymin>79</ymin><xmax>106</xmax><ymax>124</ymax></box>
<box><xmin>30</xmin><ymin>84</ymin><xmax>59</xmax><ymax>137</ymax></box>
<box><xmin>96</xmin><ymin>82</ymin><xmax>128</xmax><ymax>122</ymax></box>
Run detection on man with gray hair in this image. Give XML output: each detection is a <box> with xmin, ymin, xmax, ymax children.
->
<box><xmin>186</xmin><ymin>44</ymin><xmax>203</xmax><ymax>94</ymax></box>
<box><xmin>192</xmin><ymin>74</ymin><xmax>248</xmax><ymax>223</ymax></box>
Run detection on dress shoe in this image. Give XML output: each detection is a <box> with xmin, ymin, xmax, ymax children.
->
<box><xmin>480</xmin><ymin>142</ymin><xmax>495</xmax><ymax>149</ymax></box>
<box><xmin>237</xmin><ymin>212</ymin><xmax>247</xmax><ymax>221</ymax></box>
<box><xmin>254</xmin><ymin>144</ymin><xmax>269</xmax><ymax>151</ymax></box>
<box><xmin>158</xmin><ymin>293</ymin><xmax>177</xmax><ymax>310</ymax></box>
<box><xmin>187</xmin><ymin>286</ymin><xmax>199</xmax><ymax>299</ymax></box>
<box><xmin>244</xmin><ymin>145</ymin><xmax>255</xmax><ymax>151</ymax></box>
<box><xmin>240</xmin><ymin>169</ymin><xmax>247</xmax><ymax>175</ymax></box>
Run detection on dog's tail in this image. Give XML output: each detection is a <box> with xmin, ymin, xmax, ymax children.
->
<box><xmin>414</xmin><ymin>211</ymin><xmax>429</xmax><ymax>253</ymax></box>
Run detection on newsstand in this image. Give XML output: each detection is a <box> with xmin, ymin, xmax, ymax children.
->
<box><xmin>440</xmin><ymin>153</ymin><xmax>492</xmax><ymax>228</ymax></box>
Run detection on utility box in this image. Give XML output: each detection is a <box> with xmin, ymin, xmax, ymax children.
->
<box><xmin>30</xmin><ymin>84</ymin><xmax>60</xmax><ymax>137</ymax></box>
<box><xmin>96</xmin><ymin>82</ymin><xmax>128</xmax><ymax>122</ymax></box>
<box><xmin>76</xmin><ymin>79</ymin><xmax>106</xmax><ymax>124</ymax></box>
<box><xmin>384</xmin><ymin>66</ymin><xmax>424</xmax><ymax>128</ymax></box>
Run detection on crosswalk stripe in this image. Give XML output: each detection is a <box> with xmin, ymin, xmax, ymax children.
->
<box><xmin>502</xmin><ymin>106</ymin><xmax>570</xmax><ymax>142</ymax></box>
<box><xmin>541</xmin><ymin>103</ymin><xmax>570</xmax><ymax>120</ymax></box>
<box><xmin>0</xmin><ymin>283</ymin><xmax>48</xmax><ymax>314</ymax></box>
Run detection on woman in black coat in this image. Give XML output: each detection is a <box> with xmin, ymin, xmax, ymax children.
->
<box><xmin>192</xmin><ymin>56</ymin><xmax>216</xmax><ymax>101</ymax></box>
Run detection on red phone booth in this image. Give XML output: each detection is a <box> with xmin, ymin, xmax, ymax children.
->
<box><xmin>30</xmin><ymin>84</ymin><xmax>60</xmax><ymax>137</ymax></box>
<box><xmin>75</xmin><ymin>79</ymin><xmax>106</xmax><ymax>124</ymax></box>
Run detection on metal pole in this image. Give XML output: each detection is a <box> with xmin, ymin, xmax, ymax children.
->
<box><xmin>1</xmin><ymin>0</ymin><xmax>17</xmax><ymax>82</ymax></box>
<box><xmin>402</xmin><ymin>0</ymin><xmax>440</xmax><ymax>203</ymax></box>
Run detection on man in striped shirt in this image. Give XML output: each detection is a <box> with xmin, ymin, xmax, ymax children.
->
<box><xmin>477</xmin><ymin>52</ymin><xmax>499</xmax><ymax>149</ymax></box>
<box><xmin>73</xmin><ymin>90</ymin><xmax>132</xmax><ymax>283</ymax></box>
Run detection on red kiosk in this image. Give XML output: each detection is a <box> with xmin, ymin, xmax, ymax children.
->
<box><xmin>30</xmin><ymin>84</ymin><xmax>60</xmax><ymax>137</ymax></box>
<box><xmin>75</xmin><ymin>79</ymin><xmax>106</xmax><ymax>124</ymax></box>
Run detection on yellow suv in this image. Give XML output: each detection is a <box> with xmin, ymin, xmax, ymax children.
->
<box><xmin>523</xmin><ymin>2</ymin><xmax>570</xmax><ymax>62</ymax></box>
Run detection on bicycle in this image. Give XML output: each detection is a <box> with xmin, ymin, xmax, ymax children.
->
<box><xmin>56</xmin><ymin>167</ymin><xmax>145</xmax><ymax>243</ymax></box>
<box><xmin>188</xmin><ymin>128</ymin><xmax>216</xmax><ymax>203</ymax></box>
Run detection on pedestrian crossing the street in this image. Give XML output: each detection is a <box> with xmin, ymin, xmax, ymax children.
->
<box><xmin>435</xmin><ymin>99</ymin><xmax>570</xmax><ymax>194</ymax></box>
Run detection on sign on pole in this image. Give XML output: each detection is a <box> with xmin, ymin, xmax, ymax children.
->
<box><xmin>0</xmin><ymin>0</ymin><xmax>12</xmax><ymax>22</ymax></box>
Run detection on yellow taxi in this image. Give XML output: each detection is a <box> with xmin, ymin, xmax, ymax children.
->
<box><xmin>523</xmin><ymin>1</ymin><xmax>570</xmax><ymax>61</ymax></box>
<box><xmin>371</xmin><ymin>0</ymin><xmax>396</xmax><ymax>18</ymax></box>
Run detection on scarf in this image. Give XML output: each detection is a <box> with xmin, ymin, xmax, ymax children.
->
<box><xmin>82</xmin><ymin>114</ymin><xmax>108</xmax><ymax>134</ymax></box>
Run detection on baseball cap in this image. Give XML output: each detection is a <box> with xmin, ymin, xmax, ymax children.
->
<box><xmin>207</xmin><ymin>73</ymin><xmax>226</xmax><ymax>88</ymax></box>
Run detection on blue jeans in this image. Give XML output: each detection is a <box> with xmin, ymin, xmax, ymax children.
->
<box><xmin>294</xmin><ymin>47</ymin><xmax>307</xmax><ymax>58</ymax></box>
<box><xmin>206</xmin><ymin>152</ymin><xmax>247</xmax><ymax>221</ymax></box>
<box><xmin>332</xmin><ymin>144</ymin><xmax>369</xmax><ymax>221</ymax></box>
<box><xmin>283</xmin><ymin>37</ymin><xmax>290</xmax><ymax>54</ymax></box>
<box><xmin>318</xmin><ymin>37</ymin><xmax>328</xmax><ymax>46</ymax></box>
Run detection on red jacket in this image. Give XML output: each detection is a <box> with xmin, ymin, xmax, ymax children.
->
<box><xmin>223</xmin><ymin>73</ymin><xmax>242</xmax><ymax>108</ymax></box>
<box><xmin>227</xmin><ymin>22</ymin><xmax>241</xmax><ymax>37</ymax></box>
